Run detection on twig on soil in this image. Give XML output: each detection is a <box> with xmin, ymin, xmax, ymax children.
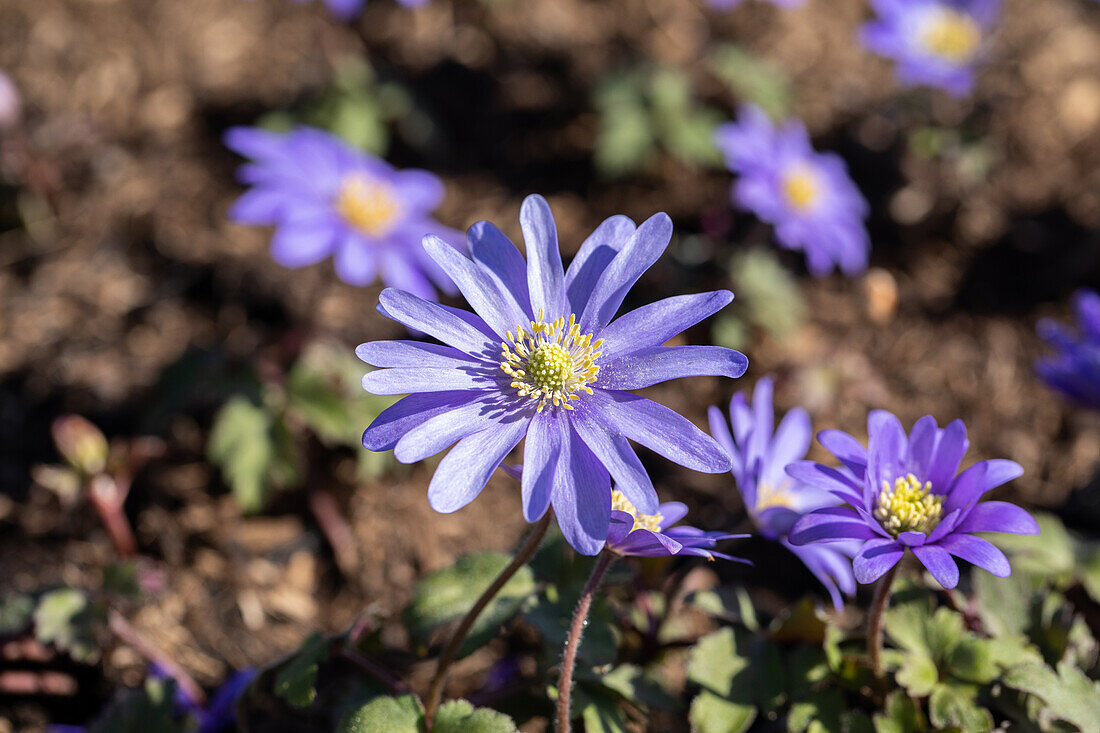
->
<box><xmin>108</xmin><ymin>609</ymin><xmax>205</xmax><ymax>706</ymax></box>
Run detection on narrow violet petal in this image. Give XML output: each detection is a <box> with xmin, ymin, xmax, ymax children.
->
<box><xmin>867</xmin><ymin>410</ymin><xmax>907</xmax><ymax>498</ymax></box>
<box><xmin>943</xmin><ymin>460</ymin><xmax>1024</xmax><ymax>514</ymax></box>
<box><xmin>565</xmin><ymin>215</ymin><xmax>636</xmax><ymax>315</ymax></box>
<box><xmin>785</xmin><ymin>461</ymin><xmax>864</xmax><ymax>506</ymax></box>
<box><xmin>467</xmin><ymin>221</ymin><xmax>533</xmax><ymax>321</ymax></box>
<box><xmin>927</xmin><ymin>419</ymin><xmax>969</xmax><ymax>491</ymax></box>
<box><xmin>911</xmin><ymin>544</ymin><xmax>960</xmax><ymax>589</ymax></box>
<box><xmin>377</xmin><ymin>289</ymin><xmax>494</xmax><ymax>358</ymax></box>
<box><xmin>363</xmin><ymin>391</ymin><xmax>475</xmax><ymax>452</ymax></box>
<box><xmin>613</xmin><ymin>528</ymin><xmax>683</xmax><ymax>557</ymax></box>
<box><xmin>588</xmin><ymin>389</ymin><xmax>732</xmax><ymax>473</ymax></box>
<box><xmin>361</xmin><ymin>367</ymin><xmax>494</xmax><ymax>395</ymax></box>
<box><xmin>521</xmin><ymin>412</ymin><xmax>564</xmax><ymax>523</ymax></box>
<box><xmin>788</xmin><ymin>507</ymin><xmax>880</xmax><ymax>544</ymax></box>
<box><xmin>936</xmin><ymin>534</ymin><xmax>1011</xmax><ymax>578</ymax></box>
<box><xmin>905</xmin><ymin>415</ymin><xmax>939</xmax><ymax>481</ymax></box>
<box><xmin>270</xmin><ymin>220</ymin><xmax>340</xmax><ymax>268</ymax></box>
<box><xmin>954</xmin><ymin>501</ymin><xmax>1039</xmax><ymax>535</ymax></box>
<box><xmin>422</xmin><ymin>234</ymin><xmax>528</xmax><ymax>338</ymax></box>
<box><xmin>764</xmin><ymin>407</ymin><xmax>812</xmax><ymax>485</ymax></box>
<box><xmin>427</xmin><ymin>419</ymin><xmax>527</xmax><ymax>513</ymax></box>
<box><xmin>570</xmin><ymin>406</ymin><xmax>658</xmax><ymax>514</ymax></box>
<box><xmin>706</xmin><ymin>406</ymin><xmax>741</xmax><ymax>480</ymax></box>
<box><xmin>853</xmin><ymin>538</ymin><xmax>904</xmax><ymax>584</ymax></box>
<box><xmin>597</xmin><ymin>346</ymin><xmax>748</xmax><ymax>390</ymax></box>
<box><xmin>579</xmin><ymin>212</ymin><xmax>673</xmax><ymax>332</ymax></box>
<box><xmin>657</xmin><ymin>501</ymin><xmax>690</xmax><ymax>527</ymax></box>
<box><xmin>598</xmin><ymin>291</ymin><xmax>734</xmax><ymax>359</ymax></box>
<box><xmin>551</xmin><ymin>426</ymin><xmax>612</xmax><ymax>556</ymax></box>
<box><xmin>606</xmin><ymin>511</ymin><xmax>634</xmax><ymax>547</ymax></box>
<box><xmin>380</xmin><ymin>250</ymin><xmax>436</xmax><ymax>301</ymax></box>
<box><xmin>521</xmin><ymin>195</ymin><xmax>567</xmax><ymax>319</ymax></box>
<box><xmin>356</xmin><ymin>341</ymin><xmax>480</xmax><ymax>369</ymax></box>
<box><xmin>394</xmin><ymin>397</ymin><xmax>513</xmax><ymax>463</ymax></box>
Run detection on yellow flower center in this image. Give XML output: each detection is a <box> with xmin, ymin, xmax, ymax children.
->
<box><xmin>612</xmin><ymin>489</ymin><xmax>664</xmax><ymax>533</ymax></box>
<box><xmin>873</xmin><ymin>473</ymin><xmax>944</xmax><ymax>537</ymax></box>
<box><xmin>921</xmin><ymin>9</ymin><xmax>981</xmax><ymax>63</ymax></box>
<box><xmin>335</xmin><ymin>175</ymin><xmax>400</xmax><ymax>237</ymax></box>
<box><xmin>781</xmin><ymin>167</ymin><xmax>820</xmax><ymax>212</ymax></box>
<box><xmin>500</xmin><ymin>309</ymin><xmax>602</xmax><ymax>413</ymax></box>
<box><xmin>755</xmin><ymin>482</ymin><xmax>797</xmax><ymax>512</ymax></box>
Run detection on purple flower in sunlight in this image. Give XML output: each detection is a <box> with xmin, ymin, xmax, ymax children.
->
<box><xmin>788</xmin><ymin>411</ymin><xmax>1039</xmax><ymax>589</ymax></box>
<box><xmin>0</xmin><ymin>71</ymin><xmax>20</xmax><ymax>131</ymax></box>
<box><xmin>275</xmin><ymin>0</ymin><xmax>428</xmax><ymax>21</ymax></box>
<box><xmin>358</xmin><ymin>194</ymin><xmax>747</xmax><ymax>555</ymax></box>
<box><xmin>606</xmin><ymin>489</ymin><xmax>749</xmax><ymax>561</ymax></box>
<box><xmin>708</xmin><ymin>377</ymin><xmax>858</xmax><ymax>609</ymax></box>
<box><xmin>224</xmin><ymin>125</ymin><xmax>461</xmax><ymax>297</ymax></box>
<box><xmin>714</xmin><ymin>105</ymin><xmax>870</xmax><ymax>277</ymax></box>
<box><xmin>861</xmin><ymin>0</ymin><xmax>999</xmax><ymax>96</ymax></box>
<box><xmin>708</xmin><ymin>0</ymin><xmax>806</xmax><ymax>9</ymax></box>
<box><xmin>1036</xmin><ymin>289</ymin><xmax>1100</xmax><ymax>410</ymax></box>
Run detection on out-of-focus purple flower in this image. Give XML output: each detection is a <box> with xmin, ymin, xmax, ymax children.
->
<box><xmin>0</xmin><ymin>71</ymin><xmax>20</xmax><ymax>131</ymax></box>
<box><xmin>860</xmin><ymin>0</ymin><xmax>1000</xmax><ymax>97</ymax></box>
<box><xmin>708</xmin><ymin>0</ymin><xmax>806</xmax><ymax>9</ymax></box>
<box><xmin>224</xmin><ymin>125</ymin><xmax>461</xmax><ymax>297</ymax></box>
<box><xmin>707</xmin><ymin>377</ymin><xmax>858</xmax><ymax>609</ymax></box>
<box><xmin>275</xmin><ymin>0</ymin><xmax>429</xmax><ymax>21</ymax></box>
<box><xmin>1036</xmin><ymin>289</ymin><xmax>1100</xmax><ymax>410</ymax></box>
<box><xmin>196</xmin><ymin>669</ymin><xmax>256</xmax><ymax>733</ymax></box>
<box><xmin>714</xmin><ymin>104</ymin><xmax>870</xmax><ymax>277</ymax></box>
<box><xmin>359</xmin><ymin>194</ymin><xmax>747</xmax><ymax>555</ymax></box>
<box><xmin>787</xmin><ymin>411</ymin><xmax>1039</xmax><ymax>589</ymax></box>
<box><xmin>606</xmin><ymin>490</ymin><xmax>749</xmax><ymax>561</ymax></box>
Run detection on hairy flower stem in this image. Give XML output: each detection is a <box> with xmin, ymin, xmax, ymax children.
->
<box><xmin>423</xmin><ymin>512</ymin><xmax>553</xmax><ymax>728</ymax></box>
<box><xmin>556</xmin><ymin>552</ymin><xmax>615</xmax><ymax>733</ymax></box>
<box><xmin>868</xmin><ymin>564</ymin><xmax>899</xmax><ymax>679</ymax></box>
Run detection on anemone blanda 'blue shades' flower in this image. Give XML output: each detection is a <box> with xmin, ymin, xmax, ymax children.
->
<box><xmin>787</xmin><ymin>411</ymin><xmax>1039</xmax><ymax>589</ymax></box>
<box><xmin>358</xmin><ymin>194</ymin><xmax>748</xmax><ymax>555</ymax></box>
<box><xmin>707</xmin><ymin>377</ymin><xmax>857</xmax><ymax>609</ymax></box>
<box><xmin>606</xmin><ymin>490</ymin><xmax>749</xmax><ymax>560</ymax></box>
<box><xmin>707</xmin><ymin>0</ymin><xmax>806</xmax><ymax>9</ymax></box>
<box><xmin>1036</xmin><ymin>289</ymin><xmax>1100</xmax><ymax>410</ymax></box>
<box><xmin>861</xmin><ymin>0</ymin><xmax>999</xmax><ymax>97</ymax></box>
<box><xmin>714</xmin><ymin>104</ymin><xmax>870</xmax><ymax>277</ymax></box>
<box><xmin>278</xmin><ymin>0</ymin><xmax>427</xmax><ymax>21</ymax></box>
<box><xmin>224</xmin><ymin>125</ymin><xmax>460</xmax><ymax>297</ymax></box>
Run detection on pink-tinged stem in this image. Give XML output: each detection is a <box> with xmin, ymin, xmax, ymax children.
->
<box><xmin>87</xmin><ymin>475</ymin><xmax>138</xmax><ymax>558</ymax></box>
<box><xmin>108</xmin><ymin>609</ymin><xmax>205</xmax><ymax>706</ymax></box>
<box><xmin>555</xmin><ymin>552</ymin><xmax>614</xmax><ymax>733</ymax></box>
<box><xmin>868</xmin><ymin>563</ymin><xmax>899</xmax><ymax>679</ymax></box>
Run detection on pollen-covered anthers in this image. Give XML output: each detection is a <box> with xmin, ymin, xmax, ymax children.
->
<box><xmin>500</xmin><ymin>309</ymin><xmax>602</xmax><ymax>413</ymax></box>
<box><xmin>611</xmin><ymin>490</ymin><xmax>664</xmax><ymax>533</ymax></box>
<box><xmin>921</xmin><ymin>8</ymin><xmax>981</xmax><ymax>63</ymax></box>
<box><xmin>335</xmin><ymin>175</ymin><xmax>399</xmax><ymax>237</ymax></box>
<box><xmin>754</xmin><ymin>482</ymin><xmax>797</xmax><ymax>512</ymax></box>
<box><xmin>873</xmin><ymin>473</ymin><xmax>945</xmax><ymax>537</ymax></box>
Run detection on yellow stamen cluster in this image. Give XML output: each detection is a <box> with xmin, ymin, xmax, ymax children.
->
<box><xmin>755</xmin><ymin>482</ymin><xmax>797</xmax><ymax>512</ymax></box>
<box><xmin>612</xmin><ymin>489</ymin><xmax>664</xmax><ymax>533</ymax></box>
<box><xmin>782</xmin><ymin>167</ymin><xmax>820</xmax><ymax>212</ymax></box>
<box><xmin>500</xmin><ymin>309</ymin><xmax>602</xmax><ymax>413</ymax></box>
<box><xmin>873</xmin><ymin>473</ymin><xmax>944</xmax><ymax>537</ymax></box>
<box><xmin>335</xmin><ymin>175</ymin><xmax>400</xmax><ymax>237</ymax></box>
<box><xmin>921</xmin><ymin>9</ymin><xmax>981</xmax><ymax>63</ymax></box>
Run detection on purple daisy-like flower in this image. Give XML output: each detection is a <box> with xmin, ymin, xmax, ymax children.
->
<box><xmin>273</xmin><ymin>0</ymin><xmax>428</xmax><ymax>21</ymax></box>
<box><xmin>860</xmin><ymin>0</ymin><xmax>1000</xmax><ymax>97</ymax></box>
<box><xmin>224</xmin><ymin>125</ymin><xmax>461</xmax><ymax>297</ymax></box>
<box><xmin>787</xmin><ymin>411</ymin><xmax>1039</xmax><ymax>589</ymax></box>
<box><xmin>358</xmin><ymin>194</ymin><xmax>748</xmax><ymax>555</ymax></box>
<box><xmin>708</xmin><ymin>0</ymin><xmax>806</xmax><ymax>9</ymax></box>
<box><xmin>606</xmin><ymin>490</ymin><xmax>749</xmax><ymax>561</ymax></box>
<box><xmin>1036</xmin><ymin>289</ymin><xmax>1100</xmax><ymax>410</ymax></box>
<box><xmin>708</xmin><ymin>377</ymin><xmax>858</xmax><ymax>609</ymax></box>
<box><xmin>714</xmin><ymin>104</ymin><xmax>870</xmax><ymax>277</ymax></box>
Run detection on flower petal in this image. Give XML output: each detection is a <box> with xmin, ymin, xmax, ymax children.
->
<box><xmin>570</xmin><ymin>405</ymin><xmax>658</xmax><ymax>514</ymax></box>
<box><xmin>422</xmin><ymin>234</ymin><xmax>529</xmax><ymax>338</ymax></box>
<box><xmin>361</xmin><ymin>367</ymin><xmax>495</xmax><ymax>395</ymax></box>
<box><xmin>521</xmin><ymin>411</ymin><xmax>565</xmax><ymax>523</ymax></box>
<box><xmin>936</xmin><ymin>534</ymin><xmax>1011</xmax><ymax>578</ymax></box>
<box><xmin>551</xmin><ymin>426</ymin><xmax>612</xmax><ymax>556</ymax></box>
<box><xmin>784</xmin><ymin>461</ymin><xmax>864</xmax><ymax>506</ymax></box>
<box><xmin>270</xmin><ymin>220</ymin><xmax>340</xmax><ymax>268</ymax></box>
<box><xmin>598</xmin><ymin>291</ymin><xmax>734</xmax><ymax>359</ymax></box>
<box><xmin>954</xmin><ymin>501</ymin><xmax>1039</xmax><ymax>535</ymax></box>
<box><xmin>927</xmin><ymin>419</ymin><xmax>969</xmax><ymax>491</ymax></box>
<box><xmin>588</xmin><ymin>389</ymin><xmax>732</xmax><ymax>473</ymax></box>
<box><xmin>579</xmin><ymin>212</ymin><xmax>673</xmax><ymax>333</ymax></box>
<box><xmin>565</xmin><ymin>215</ymin><xmax>636</xmax><ymax>315</ymax></box>
<box><xmin>363</xmin><ymin>391</ymin><xmax>476</xmax><ymax>451</ymax></box>
<box><xmin>597</xmin><ymin>346</ymin><xmax>748</xmax><ymax>390</ymax></box>
<box><xmin>467</xmin><ymin>221</ymin><xmax>533</xmax><ymax>321</ymax></box>
<box><xmin>394</xmin><ymin>397</ymin><xmax>517</xmax><ymax>463</ymax></box>
<box><xmin>943</xmin><ymin>460</ymin><xmax>1024</xmax><ymax>514</ymax></box>
<box><xmin>853</xmin><ymin>538</ymin><xmax>904</xmax><ymax>584</ymax></box>
<box><xmin>911</xmin><ymin>544</ymin><xmax>960</xmax><ymax>589</ymax></box>
<box><xmin>817</xmin><ymin>429</ymin><xmax>868</xmax><ymax>475</ymax></box>
<box><xmin>789</xmin><ymin>507</ymin><xmax>880</xmax><ymax>544</ymax></box>
<box><xmin>521</xmin><ymin>195</ymin><xmax>567</xmax><ymax>319</ymax></box>
<box><xmin>356</xmin><ymin>341</ymin><xmax>481</xmax><ymax>369</ymax></box>
<box><xmin>377</xmin><ymin>288</ymin><xmax>494</xmax><ymax>358</ymax></box>
<box><xmin>333</xmin><ymin>236</ymin><xmax>379</xmax><ymax>286</ymax></box>
<box><xmin>427</xmin><ymin>419</ymin><xmax>527</xmax><ymax>513</ymax></box>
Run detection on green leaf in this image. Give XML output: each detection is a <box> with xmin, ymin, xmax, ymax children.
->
<box><xmin>683</xmin><ymin>586</ymin><xmax>759</xmax><ymax>630</ymax></box>
<box><xmin>573</xmin><ymin>682</ymin><xmax>628</xmax><ymax>733</ymax></box>
<box><xmin>208</xmin><ymin>397</ymin><xmax>274</xmax><ymax>513</ymax></box>
<box><xmin>0</xmin><ymin>594</ymin><xmax>33</xmax><ymax>635</ymax></box>
<box><xmin>1004</xmin><ymin>661</ymin><xmax>1100</xmax><ymax>731</ymax></box>
<box><xmin>89</xmin><ymin>677</ymin><xmax>184</xmax><ymax>733</ymax></box>
<box><xmin>785</xmin><ymin>645</ymin><xmax>830</xmax><ymax>701</ymax></box>
<box><xmin>709</xmin><ymin>44</ymin><xmax>793</xmax><ymax>120</ymax></box>
<box><xmin>873</xmin><ymin>691</ymin><xmax>921</xmax><ymax>733</ymax></box>
<box><xmin>688</xmin><ymin>627</ymin><xmax>778</xmax><ymax>723</ymax></box>
<box><xmin>788</xmin><ymin>690</ymin><xmax>844</xmax><ymax>733</ymax></box>
<box><xmin>598</xmin><ymin>664</ymin><xmax>680</xmax><ymax>713</ymax></box>
<box><xmin>338</xmin><ymin>694</ymin><xmax>423</xmax><ymax>733</ymax></box>
<box><xmin>771</xmin><ymin>598</ymin><xmax>828</xmax><ymax>645</ymax></box>
<box><xmin>433</xmin><ymin>699</ymin><xmax>519</xmax><ymax>733</ymax></box>
<box><xmin>927</xmin><ymin>683</ymin><xmax>993</xmax><ymax>732</ymax></box>
<box><xmin>525</xmin><ymin>587</ymin><xmax>619</xmax><ymax>667</ymax></box>
<box><xmin>972</xmin><ymin>568</ymin><xmax>1032</xmax><ymax>637</ymax></box>
<box><xmin>34</xmin><ymin>588</ymin><xmax>99</xmax><ymax>663</ymax></box>
<box><xmin>945</xmin><ymin>638</ymin><xmax>998</xmax><ymax>684</ymax></box>
<box><xmin>405</xmin><ymin>552</ymin><xmax>536</xmax><ymax>658</ymax></box>
<box><xmin>729</xmin><ymin>249</ymin><xmax>806</xmax><ymax>340</ymax></box>
<box><xmin>688</xmin><ymin>627</ymin><xmax>748</xmax><ymax>696</ymax></box>
<box><xmin>102</xmin><ymin>562</ymin><xmax>141</xmax><ymax>599</ymax></box>
<box><xmin>690</xmin><ymin>690</ymin><xmax>756</xmax><ymax>733</ymax></box>
<box><xmin>274</xmin><ymin>632</ymin><xmax>330</xmax><ymax>708</ymax></box>
<box><xmin>995</xmin><ymin>513</ymin><xmax>1076</xmax><ymax>578</ymax></box>
<box><xmin>895</xmin><ymin>653</ymin><xmax>938</xmax><ymax>697</ymax></box>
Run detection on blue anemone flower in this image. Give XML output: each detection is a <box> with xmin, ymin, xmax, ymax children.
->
<box><xmin>225</xmin><ymin>125</ymin><xmax>462</xmax><ymax>298</ymax></box>
<box><xmin>279</xmin><ymin>0</ymin><xmax>429</xmax><ymax>20</ymax></box>
<box><xmin>708</xmin><ymin>377</ymin><xmax>858</xmax><ymax>609</ymax></box>
<box><xmin>1036</xmin><ymin>289</ymin><xmax>1100</xmax><ymax>410</ymax></box>
<box><xmin>860</xmin><ymin>0</ymin><xmax>1000</xmax><ymax>97</ymax></box>
<box><xmin>358</xmin><ymin>195</ymin><xmax>748</xmax><ymax>554</ymax></box>
<box><xmin>714</xmin><ymin>104</ymin><xmax>870</xmax><ymax>277</ymax></box>
<box><xmin>606</xmin><ymin>490</ymin><xmax>749</xmax><ymax>562</ymax></box>
<box><xmin>787</xmin><ymin>411</ymin><xmax>1039</xmax><ymax>589</ymax></box>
